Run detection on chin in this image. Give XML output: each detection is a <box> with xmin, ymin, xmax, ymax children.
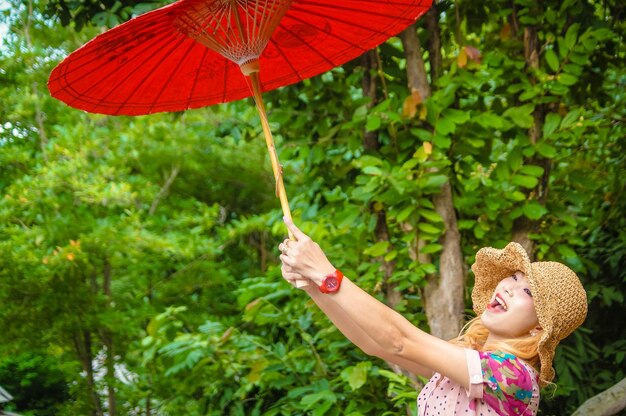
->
<box><xmin>480</xmin><ymin>315</ymin><xmax>514</xmax><ymax>339</ymax></box>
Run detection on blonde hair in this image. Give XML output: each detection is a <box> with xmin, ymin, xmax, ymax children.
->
<box><xmin>450</xmin><ymin>316</ymin><xmax>542</xmax><ymax>370</ymax></box>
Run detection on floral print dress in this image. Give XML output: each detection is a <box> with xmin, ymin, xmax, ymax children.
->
<box><xmin>417</xmin><ymin>349</ymin><xmax>540</xmax><ymax>415</ymax></box>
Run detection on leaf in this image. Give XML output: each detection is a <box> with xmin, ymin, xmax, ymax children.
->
<box><xmin>402</xmin><ymin>90</ymin><xmax>423</xmax><ymax>119</ymax></box>
<box><xmin>301</xmin><ymin>390</ymin><xmax>337</xmax><ymax>410</ymax></box>
<box><xmin>418</xmin><ymin>222</ymin><xmax>442</xmax><ymax>234</ymax></box>
<box><xmin>545</xmin><ymin>49</ymin><xmax>560</xmax><ymax>72</ymax></box>
<box><xmin>536</xmin><ymin>142</ymin><xmax>557</xmax><ymax>158</ymax></box>
<box><xmin>396</xmin><ymin>205</ymin><xmax>415</xmax><ymax>222</ymax></box>
<box><xmin>557</xmin><ymin>244</ymin><xmax>578</xmax><ymax>258</ymax></box>
<box><xmin>364</xmin><ymin>241</ymin><xmax>390</xmax><ymax>257</ymax></box>
<box><xmin>519</xmin><ymin>165</ymin><xmax>544</xmax><ymax>177</ymax></box>
<box><xmin>423</xmin><ymin>174</ymin><xmax>448</xmax><ymax>188</ymax></box>
<box><xmin>436</xmin><ymin>117</ymin><xmax>456</xmax><ymax>135</ymax></box>
<box><xmin>356</xmin><ymin>155</ymin><xmax>383</xmax><ymax>168</ymax></box>
<box><xmin>442</xmin><ymin>108</ymin><xmax>470</xmax><ymax>124</ymax></box>
<box><xmin>473</xmin><ymin>112</ymin><xmax>504</xmax><ymax>129</ymax></box>
<box><xmin>509</xmin><ymin>191</ymin><xmax>527</xmax><ymax>201</ymax></box>
<box><xmin>418</xmin><ymin>208</ymin><xmax>443</xmax><ymax>223</ymax></box>
<box><xmin>522</xmin><ymin>202</ymin><xmax>548</xmax><ymax>220</ymax></box>
<box><xmin>511</xmin><ymin>174</ymin><xmax>539</xmax><ymax>188</ymax></box>
<box><xmin>362</xmin><ymin>166</ymin><xmax>382</xmax><ymax>176</ymax></box>
<box><xmin>433</xmin><ymin>133</ymin><xmax>451</xmax><ymax>149</ymax></box>
<box><xmin>457</xmin><ymin>48</ymin><xmax>467</xmax><ymax>68</ymax></box>
<box><xmin>543</xmin><ymin>113</ymin><xmax>562</xmax><ymax>138</ymax></box>
<box><xmin>366</xmin><ymin>114</ymin><xmax>381</xmax><ymax>131</ymax></box>
<box><xmin>341</xmin><ymin>362</ymin><xmax>371</xmax><ymax>390</ymax></box>
<box><xmin>561</xmin><ymin>109</ymin><xmax>580</xmax><ymax>129</ymax></box>
<box><xmin>563</xmin><ymin>63</ymin><xmax>583</xmax><ymax>76</ymax></box>
<box><xmin>500</xmin><ymin>23</ymin><xmax>512</xmax><ymax>40</ymax></box>
<box><xmin>420</xmin><ymin>243</ymin><xmax>443</xmax><ymax>254</ymax></box>
<box><xmin>464</xmin><ymin>46</ymin><xmax>482</xmax><ymax>63</ymax></box>
<box><xmin>565</xmin><ymin>23</ymin><xmax>580</xmax><ymax>50</ymax></box>
<box><xmin>547</xmin><ymin>82</ymin><xmax>569</xmax><ymax>95</ymax></box>
<box><xmin>558</xmin><ymin>73</ymin><xmax>578</xmax><ymax>86</ymax></box>
<box><xmin>503</xmin><ymin>104</ymin><xmax>534</xmax><ymax>128</ymax></box>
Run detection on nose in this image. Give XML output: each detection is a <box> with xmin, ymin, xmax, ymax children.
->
<box><xmin>504</xmin><ymin>287</ymin><xmax>513</xmax><ymax>297</ymax></box>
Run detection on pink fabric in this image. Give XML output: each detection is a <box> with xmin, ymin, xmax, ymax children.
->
<box><xmin>417</xmin><ymin>349</ymin><xmax>540</xmax><ymax>415</ymax></box>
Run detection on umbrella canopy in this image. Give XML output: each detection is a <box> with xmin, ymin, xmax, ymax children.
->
<box><xmin>49</xmin><ymin>0</ymin><xmax>431</xmax><ymax>286</ymax></box>
<box><xmin>48</xmin><ymin>0</ymin><xmax>432</xmax><ymax>116</ymax></box>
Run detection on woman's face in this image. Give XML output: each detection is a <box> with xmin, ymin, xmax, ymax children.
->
<box><xmin>481</xmin><ymin>271</ymin><xmax>540</xmax><ymax>341</ymax></box>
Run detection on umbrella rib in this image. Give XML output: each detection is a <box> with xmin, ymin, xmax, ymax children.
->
<box><xmin>177</xmin><ymin>8</ymin><xmax>229</xmax><ymax>58</ymax></box>
<box><xmin>52</xmin><ymin>17</ymin><xmax>175</xmax><ymax>90</ymax></box>
<box><xmin>82</xmin><ymin>32</ymin><xmax>188</xmax><ymax>110</ymax></box>
<box><xmin>146</xmin><ymin>39</ymin><xmax>199</xmax><ymax>113</ymax></box>
<box><xmin>108</xmin><ymin>34</ymin><xmax>191</xmax><ymax>112</ymax></box>
<box><xmin>281</xmin><ymin>14</ymin><xmax>367</xmax><ymax>53</ymax></box>
<box><xmin>273</xmin><ymin>21</ymin><xmax>338</xmax><ymax>68</ymax></box>
<box><xmin>221</xmin><ymin>56</ymin><xmax>230</xmax><ymax>103</ymax></box>
<box><xmin>299</xmin><ymin>0</ymin><xmax>429</xmax><ymax>11</ymax></box>
<box><xmin>289</xmin><ymin>1</ymin><xmax>428</xmax><ymax>36</ymax></box>
<box><xmin>256</xmin><ymin>0</ymin><xmax>285</xmax><ymax>42</ymax></box>
<box><xmin>266</xmin><ymin>39</ymin><xmax>304</xmax><ymax>83</ymax></box>
<box><xmin>188</xmin><ymin>46</ymin><xmax>210</xmax><ymax>107</ymax></box>
<box><xmin>289</xmin><ymin>5</ymin><xmax>417</xmax><ymax>35</ymax></box>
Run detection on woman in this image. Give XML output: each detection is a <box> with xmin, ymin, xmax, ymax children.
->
<box><xmin>278</xmin><ymin>218</ymin><xmax>587</xmax><ymax>415</ymax></box>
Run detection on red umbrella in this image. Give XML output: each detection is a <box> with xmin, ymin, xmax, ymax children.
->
<box><xmin>48</xmin><ymin>0</ymin><xmax>431</xmax><ymax>245</ymax></box>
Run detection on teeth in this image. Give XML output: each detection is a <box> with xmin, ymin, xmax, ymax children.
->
<box><xmin>495</xmin><ymin>295</ymin><xmax>508</xmax><ymax>311</ymax></box>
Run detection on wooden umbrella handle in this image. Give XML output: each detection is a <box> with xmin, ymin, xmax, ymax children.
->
<box><xmin>248</xmin><ymin>70</ymin><xmax>308</xmax><ymax>288</ymax></box>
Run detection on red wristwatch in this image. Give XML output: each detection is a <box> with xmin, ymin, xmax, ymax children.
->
<box><xmin>319</xmin><ymin>270</ymin><xmax>343</xmax><ymax>294</ymax></box>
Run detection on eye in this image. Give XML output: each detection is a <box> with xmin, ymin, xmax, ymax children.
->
<box><xmin>524</xmin><ymin>288</ymin><xmax>533</xmax><ymax>297</ymax></box>
<box><xmin>512</xmin><ymin>274</ymin><xmax>518</xmax><ymax>281</ymax></box>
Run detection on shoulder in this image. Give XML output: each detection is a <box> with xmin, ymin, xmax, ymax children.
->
<box><xmin>479</xmin><ymin>351</ymin><xmax>537</xmax><ymax>386</ymax></box>
<box><xmin>478</xmin><ymin>351</ymin><xmax>539</xmax><ymax>410</ymax></box>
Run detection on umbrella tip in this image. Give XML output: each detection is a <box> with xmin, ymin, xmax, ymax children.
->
<box><xmin>240</xmin><ymin>59</ymin><xmax>260</xmax><ymax>76</ymax></box>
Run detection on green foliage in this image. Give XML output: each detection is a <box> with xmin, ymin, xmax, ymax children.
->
<box><xmin>0</xmin><ymin>353</ymin><xmax>70</xmax><ymax>415</ymax></box>
<box><xmin>1</xmin><ymin>0</ymin><xmax>624</xmax><ymax>414</ymax></box>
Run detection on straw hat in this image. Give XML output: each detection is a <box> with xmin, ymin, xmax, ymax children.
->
<box><xmin>471</xmin><ymin>242</ymin><xmax>587</xmax><ymax>386</ymax></box>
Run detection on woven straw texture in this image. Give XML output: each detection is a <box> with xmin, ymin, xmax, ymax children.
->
<box><xmin>471</xmin><ymin>242</ymin><xmax>587</xmax><ymax>386</ymax></box>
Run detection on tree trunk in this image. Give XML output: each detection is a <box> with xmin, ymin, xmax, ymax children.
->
<box><xmin>425</xmin><ymin>5</ymin><xmax>442</xmax><ymax>84</ymax></box>
<box><xmin>24</xmin><ymin>0</ymin><xmax>48</xmax><ymax>161</ymax></box>
<box><xmin>512</xmin><ymin>23</ymin><xmax>554</xmax><ymax>257</ymax></box>
<box><xmin>400</xmin><ymin>25</ymin><xmax>431</xmax><ymax>100</ymax></box>
<box><xmin>401</xmin><ymin>16</ymin><xmax>465</xmax><ymax>341</ymax></box>
<box><xmin>423</xmin><ymin>183</ymin><xmax>465</xmax><ymax>340</ymax></box>
<box><xmin>101</xmin><ymin>258</ymin><xmax>117</xmax><ymax>416</ymax></box>
<box><xmin>571</xmin><ymin>376</ymin><xmax>626</xmax><ymax>416</ymax></box>
<box><xmin>73</xmin><ymin>331</ymin><xmax>103</xmax><ymax>416</ymax></box>
<box><xmin>511</xmin><ymin>216</ymin><xmax>535</xmax><ymax>259</ymax></box>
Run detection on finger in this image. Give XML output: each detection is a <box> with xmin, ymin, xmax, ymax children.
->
<box><xmin>282</xmin><ymin>272</ymin><xmax>302</xmax><ymax>281</ymax></box>
<box><xmin>280</xmin><ymin>253</ymin><xmax>293</xmax><ymax>266</ymax></box>
<box><xmin>283</xmin><ymin>216</ymin><xmax>307</xmax><ymax>241</ymax></box>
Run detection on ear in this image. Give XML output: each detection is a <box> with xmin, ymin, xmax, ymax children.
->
<box><xmin>534</xmin><ymin>325</ymin><xmax>543</xmax><ymax>332</ymax></box>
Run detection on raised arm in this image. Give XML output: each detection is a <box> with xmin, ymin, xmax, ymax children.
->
<box><xmin>280</xmin><ymin>218</ymin><xmax>472</xmax><ymax>390</ymax></box>
<box><xmin>283</xmin><ymin>264</ymin><xmax>434</xmax><ymax>377</ymax></box>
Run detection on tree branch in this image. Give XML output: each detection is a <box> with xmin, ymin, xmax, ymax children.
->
<box><xmin>149</xmin><ymin>164</ymin><xmax>180</xmax><ymax>215</ymax></box>
<box><xmin>572</xmin><ymin>377</ymin><xmax>626</xmax><ymax>416</ymax></box>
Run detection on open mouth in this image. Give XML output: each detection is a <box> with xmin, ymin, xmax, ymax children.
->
<box><xmin>487</xmin><ymin>294</ymin><xmax>508</xmax><ymax>312</ymax></box>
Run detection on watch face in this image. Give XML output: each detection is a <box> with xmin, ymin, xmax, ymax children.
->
<box><xmin>325</xmin><ymin>276</ymin><xmax>338</xmax><ymax>291</ymax></box>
